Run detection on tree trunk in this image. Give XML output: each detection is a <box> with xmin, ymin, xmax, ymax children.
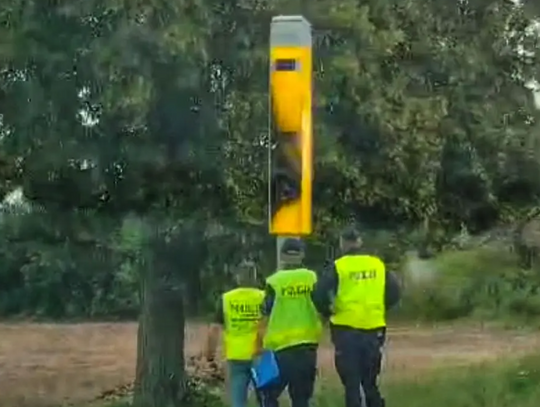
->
<box><xmin>133</xmin><ymin>247</ymin><xmax>186</xmax><ymax>407</ymax></box>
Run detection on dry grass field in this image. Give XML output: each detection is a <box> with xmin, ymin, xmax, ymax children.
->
<box><xmin>1</xmin><ymin>322</ymin><xmax>539</xmax><ymax>407</ymax></box>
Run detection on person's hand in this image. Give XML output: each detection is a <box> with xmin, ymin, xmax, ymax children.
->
<box><xmin>199</xmin><ymin>349</ymin><xmax>215</xmax><ymax>362</ymax></box>
<box><xmin>252</xmin><ymin>345</ymin><xmax>264</xmax><ymax>359</ymax></box>
<box><xmin>200</xmin><ymin>351</ymin><xmax>221</xmax><ymax>373</ymax></box>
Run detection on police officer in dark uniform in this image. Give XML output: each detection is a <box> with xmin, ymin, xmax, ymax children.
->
<box><xmin>311</xmin><ymin>227</ymin><xmax>401</xmax><ymax>407</ymax></box>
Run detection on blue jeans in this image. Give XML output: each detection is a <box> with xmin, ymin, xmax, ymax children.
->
<box><xmin>228</xmin><ymin>360</ymin><xmax>257</xmax><ymax>407</ymax></box>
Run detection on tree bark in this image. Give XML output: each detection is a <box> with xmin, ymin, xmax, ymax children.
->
<box><xmin>133</xmin><ymin>242</ymin><xmax>186</xmax><ymax>407</ymax></box>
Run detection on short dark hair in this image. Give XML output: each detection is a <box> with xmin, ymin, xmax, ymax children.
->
<box><xmin>340</xmin><ymin>226</ymin><xmax>361</xmax><ymax>242</ymax></box>
<box><xmin>280</xmin><ymin>238</ymin><xmax>304</xmax><ymax>255</ymax></box>
<box><xmin>234</xmin><ymin>260</ymin><xmax>257</xmax><ymax>286</ymax></box>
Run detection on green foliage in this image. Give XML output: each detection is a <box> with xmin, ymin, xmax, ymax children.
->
<box><xmin>400</xmin><ymin>246</ymin><xmax>540</xmax><ymax>321</ymax></box>
<box><xmin>1</xmin><ymin>0</ymin><xmax>540</xmax><ymax>324</ymax></box>
<box><xmin>0</xmin><ymin>208</ymin><xmax>138</xmax><ymax>318</ymax></box>
<box><xmin>1</xmin><ymin>0</ymin><xmax>539</xmax><ymax>234</ymax></box>
<box><xmin>0</xmin><ymin>208</ymin><xmax>334</xmax><ymax>319</ymax></box>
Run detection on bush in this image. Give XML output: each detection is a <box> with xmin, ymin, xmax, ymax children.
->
<box><xmin>398</xmin><ymin>246</ymin><xmax>540</xmax><ymax>321</ymax></box>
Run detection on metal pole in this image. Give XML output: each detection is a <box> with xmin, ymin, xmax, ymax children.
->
<box><xmin>276</xmin><ymin>236</ymin><xmax>285</xmax><ymax>269</ymax></box>
<box><xmin>277</xmin><ymin>236</ymin><xmax>300</xmax><ymax>269</ymax></box>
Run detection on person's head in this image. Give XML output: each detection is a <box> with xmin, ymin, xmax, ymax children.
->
<box><xmin>339</xmin><ymin>226</ymin><xmax>363</xmax><ymax>253</ymax></box>
<box><xmin>233</xmin><ymin>259</ymin><xmax>258</xmax><ymax>287</ymax></box>
<box><xmin>279</xmin><ymin>238</ymin><xmax>305</xmax><ymax>268</ymax></box>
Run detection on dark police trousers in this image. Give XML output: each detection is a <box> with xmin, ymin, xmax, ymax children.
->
<box><xmin>331</xmin><ymin>326</ymin><xmax>385</xmax><ymax>407</ymax></box>
<box><xmin>262</xmin><ymin>344</ymin><xmax>317</xmax><ymax>407</ymax></box>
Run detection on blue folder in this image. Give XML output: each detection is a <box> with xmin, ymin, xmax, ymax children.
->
<box><xmin>251</xmin><ymin>350</ymin><xmax>280</xmax><ymax>389</ymax></box>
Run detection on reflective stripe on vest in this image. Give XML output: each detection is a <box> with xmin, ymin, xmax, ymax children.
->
<box><xmin>330</xmin><ymin>255</ymin><xmax>386</xmax><ymax>329</ymax></box>
<box><xmin>223</xmin><ymin>287</ymin><xmax>264</xmax><ymax>360</ymax></box>
<box><xmin>263</xmin><ymin>268</ymin><xmax>322</xmax><ymax>351</ymax></box>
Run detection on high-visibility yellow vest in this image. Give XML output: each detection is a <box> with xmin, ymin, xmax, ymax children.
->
<box><xmin>263</xmin><ymin>268</ymin><xmax>322</xmax><ymax>351</ymax></box>
<box><xmin>222</xmin><ymin>287</ymin><xmax>264</xmax><ymax>360</ymax></box>
<box><xmin>330</xmin><ymin>255</ymin><xmax>386</xmax><ymax>329</ymax></box>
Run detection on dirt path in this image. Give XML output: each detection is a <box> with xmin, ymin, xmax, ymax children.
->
<box><xmin>0</xmin><ymin>322</ymin><xmax>539</xmax><ymax>406</ymax></box>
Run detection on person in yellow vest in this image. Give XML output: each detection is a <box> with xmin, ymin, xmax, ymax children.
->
<box><xmin>312</xmin><ymin>227</ymin><xmax>401</xmax><ymax>407</ymax></box>
<box><xmin>254</xmin><ymin>238</ymin><xmax>323</xmax><ymax>407</ymax></box>
<box><xmin>204</xmin><ymin>262</ymin><xmax>264</xmax><ymax>407</ymax></box>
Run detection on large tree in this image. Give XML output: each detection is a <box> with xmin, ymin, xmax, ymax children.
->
<box><xmin>1</xmin><ymin>0</ymin><xmax>540</xmax><ymax>405</ymax></box>
<box><xmin>308</xmin><ymin>0</ymin><xmax>540</xmax><ymax>239</ymax></box>
<box><xmin>1</xmin><ymin>1</ymin><xmax>226</xmax><ymax>406</ymax></box>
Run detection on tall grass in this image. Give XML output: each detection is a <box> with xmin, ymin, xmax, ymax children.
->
<box><xmin>398</xmin><ymin>246</ymin><xmax>540</xmax><ymax>322</ymax></box>
<box><xmin>100</xmin><ymin>354</ymin><xmax>540</xmax><ymax>407</ymax></box>
<box><xmin>317</xmin><ymin>354</ymin><xmax>540</xmax><ymax>407</ymax></box>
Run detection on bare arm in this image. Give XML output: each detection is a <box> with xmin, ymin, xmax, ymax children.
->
<box><xmin>204</xmin><ymin>298</ymin><xmax>224</xmax><ymax>360</ymax></box>
<box><xmin>254</xmin><ymin>317</ymin><xmax>268</xmax><ymax>355</ymax></box>
<box><xmin>205</xmin><ymin>323</ymin><xmax>222</xmax><ymax>360</ymax></box>
<box><xmin>254</xmin><ymin>284</ymin><xmax>275</xmax><ymax>355</ymax></box>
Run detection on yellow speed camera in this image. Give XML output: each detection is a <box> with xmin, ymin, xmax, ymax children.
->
<box><xmin>268</xmin><ymin>16</ymin><xmax>313</xmax><ymax>236</ymax></box>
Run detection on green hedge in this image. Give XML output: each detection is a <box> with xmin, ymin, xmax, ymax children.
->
<box><xmin>398</xmin><ymin>246</ymin><xmax>540</xmax><ymax>321</ymax></box>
